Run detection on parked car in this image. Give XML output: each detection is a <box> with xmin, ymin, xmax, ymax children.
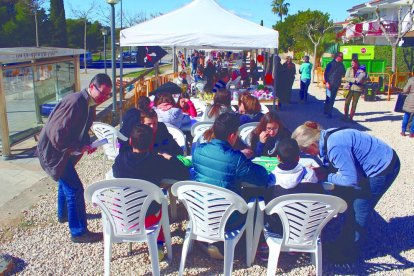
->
<box><xmin>80</xmin><ymin>52</ymin><xmax>92</xmax><ymax>65</ymax></box>
<box><xmin>117</xmin><ymin>51</ymin><xmax>138</xmax><ymax>62</ymax></box>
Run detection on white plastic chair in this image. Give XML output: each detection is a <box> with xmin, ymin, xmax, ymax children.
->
<box><xmin>238</xmin><ymin>122</ymin><xmax>258</xmax><ymax>147</ymax></box>
<box><xmin>190</xmin><ymin>121</ymin><xmax>213</xmax><ymax>137</ymax></box>
<box><xmin>260</xmin><ymin>103</ymin><xmax>270</xmax><ymax>114</ymax></box>
<box><xmin>190</xmin><ymin>98</ymin><xmax>206</xmax><ymax>117</ymax></box>
<box><xmin>166</xmin><ymin>125</ymin><xmax>187</xmax><ymax>155</ymax></box>
<box><xmin>91</xmin><ymin>122</ymin><xmax>128</xmax><ymax>174</ymax></box>
<box><xmin>171</xmin><ymin>181</ymin><xmax>256</xmax><ymax>276</ymax></box>
<box><xmin>85</xmin><ymin>179</ymin><xmax>172</xmax><ymax>276</ymax></box>
<box><xmin>252</xmin><ymin>194</ymin><xmax>347</xmax><ymax>276</ymax></box>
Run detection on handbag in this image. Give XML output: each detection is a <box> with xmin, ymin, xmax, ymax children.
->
<box><xmin>394</xmin><ymin>93</ymin><xmax>407</xmax><ymax>113</ymax></box>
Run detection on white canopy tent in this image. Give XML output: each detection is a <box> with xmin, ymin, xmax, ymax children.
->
<box><xmin>120</xmin><ymin>0</ymin><xmax>278</xmax><ymax>49</ymax></box>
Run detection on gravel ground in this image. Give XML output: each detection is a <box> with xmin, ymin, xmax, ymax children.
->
<box><xmin>0</xmin><ymin>81</ymin><xmax>413</xmax><ymax>275</ymax></box>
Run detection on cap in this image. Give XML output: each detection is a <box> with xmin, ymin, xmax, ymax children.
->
<box><xmin>359</xmin><ymin>65</ymin><xmax>366</xmax><ymax>71</ymax></box>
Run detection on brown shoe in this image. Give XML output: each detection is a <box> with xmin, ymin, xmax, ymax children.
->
<box><xmin>401</xmin><ymin>132</ymin><xmax>406</xmax><ymax>136</ymax></box>
<box><xmin>71</xmin><ymin>230</ymin><xmax>103</xmax><ymax>243</ymax></box>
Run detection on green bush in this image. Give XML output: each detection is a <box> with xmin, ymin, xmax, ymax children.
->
<box><xmin>374</xmin><ymin>46</ymin><xmax>414</xmax><ymax>72</ymax></box>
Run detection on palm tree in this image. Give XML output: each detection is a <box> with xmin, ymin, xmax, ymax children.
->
<box><xmin>271</xmin><ymin>0</ymin><xmax>290</xmax><ymax>22</ymax></box>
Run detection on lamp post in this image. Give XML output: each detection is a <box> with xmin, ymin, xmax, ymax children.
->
<box><xmin>101</xmin><ymin>28</ymin><xmax>108</xmax><ymax>75</ymax></box>
<box><xmin>106</xmin><ymin>0</ymin><xmax>120</xmax><ymax>124</ymax></box>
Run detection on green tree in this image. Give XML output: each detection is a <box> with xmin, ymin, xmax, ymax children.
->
<box><xmin>0</xmin><ymin>1</ymin><xmax>35</xmax><ymax>47</ymax></box>
<box><xmin>271</xmin><ymin>0</ymin><xmax>290</xmax><ymax>22</ymax></box>
<box><xmin>50</xmin><ymin>0</ymin><xmax>67</xmax><ymax>47</ymax></box>
<box><xmin>70</xmin><ymin>0</ymin><xmax>97</xmax><ymax>72</ymax></box>
<box><xmin>273</xmin><ymin>10</ymin><xmax>336</xmax><ymax>69</ymax></box>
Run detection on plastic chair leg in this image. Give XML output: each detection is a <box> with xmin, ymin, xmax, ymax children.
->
<box><xmin>147</xmin><ymin>232</ymin><xmax>160</xmax><ymax>276</ymax></box>
<box><xmin>161</xmin><ymin>206</ymin><xmax>173</xmax><ymax>260</ymax></box>
<box><xmin>251</xmin><ymin>223</ymin><xmax>263</xmax><ymax>265</ymax></box>
<box><xmin>315</xmin><ymin>243</ymin><xmax>322</xmax><ymax>276</ymax></box>
<box><xmin>104</xmin><ymin>236</ymin><xmax>112</xmax><ymax>276</ymax></box>
<box><xmin>245</xmin><ymin>224</ymin><xmax>253</xmax><ymax>266</ymax></box>
<box><xmin>168</xmin><ymin>188</ymin><xmax>178</xmax><ymax>220</ymax></box>
<box><xmin>179</xmin><ymin>230</ymin><xmax>192</xmax><ymax>276</ymax></box>
<box><xmin>223</xmin><ymin>239</ymin><xmax>237</xmax><ymax>276</ymax></box>
<box><xmin>266</xmin><ymin>243</ymin><xmax>281</xmax><ymax>276</ymax></box>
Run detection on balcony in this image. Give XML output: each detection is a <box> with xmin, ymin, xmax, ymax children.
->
<box><xmin>344</xmin><ymin>20</ymin><xmax>398</xmax><ymax>39</ymax></box>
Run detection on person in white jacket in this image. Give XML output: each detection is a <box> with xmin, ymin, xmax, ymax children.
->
<box><xmin>265</xmin><ymin>138</ymin><xmax>323</xmax><ymax>233</ymax></box>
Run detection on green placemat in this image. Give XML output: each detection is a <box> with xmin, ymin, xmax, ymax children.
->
<box><xmin>252</xmin><ymin>156</ymin><xmax>279</xmax><ymax>173</ymax></box>
<box><xmin>177</xmin><ymin>155</ymin><xmax>193</xmax><ymax>167</ymax></box>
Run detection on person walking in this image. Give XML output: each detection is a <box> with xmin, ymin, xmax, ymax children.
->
<box><xmin>343</xmin><ymin>62</ymin><xmax>368</xmax><ymax>122</ymax></box>
<box><xmin>299</xmin><ymin>55</ymin><xmax>313</xmax><ymax>103</ymax></box>
<box><xmin>280</xmin><ymin>56</ymin><xmax>296</xmax><ymax>105</ymax></box>
<box><xmin>323</xmin><ymin>52</ymin><xmax>346</xmax><ymax>118</ymax></box>
<box><xmin>401</xmin><ymin>76</ymin><xmax>414</xmax><ymax>137</ymax></box>
<box><xmin>37</xmin><ymin>73</ymin><xmax>112</xmax><ymax>243</ymax></box>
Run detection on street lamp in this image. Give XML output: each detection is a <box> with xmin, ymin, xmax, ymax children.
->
<box><xmin>106</xmin><ymin>0</ymin><xmax>120</xmax><ymax>124</ymax></box>
<box><xmin>101</xmin><ymin>27</ymin><xmax>108</xmax><ymax>75</ymax></box>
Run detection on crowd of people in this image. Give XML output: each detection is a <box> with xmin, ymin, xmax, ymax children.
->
<box><xmin>36</xmin><ymin>48</ymin><xmax>407</xmax><ymax>267</ymax></box>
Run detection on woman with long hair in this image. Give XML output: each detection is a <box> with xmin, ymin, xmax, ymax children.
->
<box><xmin>153</xmin><ymin>92</ymin><xmax>191</xmax><ymax>129</ymax></box>
<box><xmin>250</xmin><ymin>111</ymin><xmax>291</xmax><ymax>157</ymax></box>
<box><xmin>238</xmin><ymin>94</ymin><xmax>263</xmax><ymax>125</ymax></box>
<box><xmin>201</xmin><ymin>88</ymin><xmax>233</xmax><ymax>122</ymax></box>
<box><xmin>177</xmin><ymin>92</ymin><xmax>197</xmax><ymax>118</ymax></box>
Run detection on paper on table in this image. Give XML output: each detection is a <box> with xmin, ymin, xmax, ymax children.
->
<box><xmin>71</xmin><ymin>138</ymin><xmax>108</xmax><ymax>155</ymax></box>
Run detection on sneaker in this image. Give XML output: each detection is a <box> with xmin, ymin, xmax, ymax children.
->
<box><xmin>207</xmin><ymin>244</ymin><xmax>224</xmax><ymax>260</ymax></box>
<box><xmin>58</xmin><ymin>216</ymin><xmax>68</xmax><ymax>223</ymax></box>
<box><xmin>157</xmin><ymin>243</ymin><xmax>165</xmax><ymax>262</ymax></box>
<box><xmin>400</xmin><ymin>132</ymin><xmax>406</xmax><ymax>137</ymax></box>
<box><xmin>257</xmin><ymin>242</ymin><xmax>269</xmax><ymax>261</ymax></box>
<box><xmin>71</xmin><ymin>230</ymin><xmax>103</xmax><ymax>243</ymax></box>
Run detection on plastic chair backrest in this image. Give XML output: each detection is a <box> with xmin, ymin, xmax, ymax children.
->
<box><xmin>238</xmin><ymin>122</ymin><xmax>258</xmax><ymax>146</ymax></box>
<box><xmin>92</xmin><ymin>122</ymin><xmax>127</xmax><ymax>159</ymax></box>
<box><xmin>171</xmin><ymin>181</ymin><xmax>248</xmax><ymax>240</ymax></box>
<box><xmin>190</xmin><ymin>121</ymin><xmax>213</xmax><ymax>137</ymax></box>
<box><xmin>166</xmin><ymin>125</ymin><xmax>187</xmax><ymax>155</ymax></box>
<box><xmin>265</xmin><ymin>194</ymin><xmax>347</xmax><ymax>250</ymax></box>
<box><xmin>191</xmin><ymin>99</ymin><xmax>207</xmax><ymax>117</ymax></box>
<box><xmin>260</xmin><ymin>103</ymin><xmax>269</xmax><ymax>114</ymax></box>
<box><xmin>85</xmin><ymin>179</ymin><xmax>166</xmax><ymax>238</ymax></box>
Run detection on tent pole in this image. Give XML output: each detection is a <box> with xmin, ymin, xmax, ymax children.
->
<box><xmin>272</xmin><ymin>48</ymin><xmax>278</xmax><ymax>111</ymax></box>
<box><xmin>172</xmin><ymin>46</ymin><xmax>177</xmax><ymax>73</ymax></box>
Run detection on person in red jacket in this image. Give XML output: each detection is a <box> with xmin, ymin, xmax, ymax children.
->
<box><xmin>177</xmin><ymin>92</ymin><xmax>197</xmax><ymax>117</ymax></box>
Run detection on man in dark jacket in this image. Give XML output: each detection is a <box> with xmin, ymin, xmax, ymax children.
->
<box><xmin>323</xmin><ymin>52</ymin><xmax>346</xmax><ymax>118</ymax></box>
<box><xmin>113</xmin><ymin>124</ymin><xmax>189</xmax><ymax>183</ymax></box>
<box><xmin>140</xmin><ymin>109</ymin><xmax>184</xmax><ymax>156</ymax></box>
<box><xmin>37</xmin><ymin>73</ymin><xmax>112</xmax><ymax>243</ymax></box>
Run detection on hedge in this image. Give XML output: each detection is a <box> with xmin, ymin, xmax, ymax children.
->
<box><xmin>374</xmin><ymin>46</ymin><xmax>414</xmax><ymax>73</ymax></box>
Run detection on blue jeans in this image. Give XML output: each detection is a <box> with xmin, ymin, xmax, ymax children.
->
<box><xmin>299</xmin><ymin>79</ymin><xmax>311</xmax><ymax>101</ymax></box>
<box><xmin>58</xmin><ymin>160</ymin><xmax>87</xmax><ymax>237</ymax></box>
<box><xmin>335</xmin><ymin>154</ymin><xmax>400</xmax><ymax>250</ymax></box>
<box><xmin>402</xmin><ymin>112</ymin><xmax>414</xmax><ymax>134</ymax></box>
<box><xmin>324</xmin><ymin>86</ymin><xmax>339</xmax><ymax>116</ymax></box>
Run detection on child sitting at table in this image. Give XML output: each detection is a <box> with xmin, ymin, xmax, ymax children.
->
<box><xmin>269</xmin><ymin>138</ymin><xmax>320</xmax><ymax>196</ymax></box>
<box><xmin>112</xmin><ymin>124</ymin><xmax>190</xmax><ymax>260</ymax></box>
<box><xmin>257</xmin><ymin>138</ymin><xmax>323</xmax><ymax>260</ymax></box>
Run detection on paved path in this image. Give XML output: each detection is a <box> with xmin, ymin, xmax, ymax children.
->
<box><xmin>0</xmin><ymin>67</ymin><xmax>142</xmax><ymax>222</ymax></box>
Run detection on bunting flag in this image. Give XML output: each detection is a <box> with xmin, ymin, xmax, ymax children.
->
<box><xmin>136</xmin><ymin>46</ymin><xmax>168</xmax><ymax>67</ymax></box>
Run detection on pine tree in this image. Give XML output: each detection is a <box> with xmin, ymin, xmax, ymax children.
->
<box><xmin>49</xmin><ymin>0</ymin><xmax>67</xmax><ymax>47</ymax></box>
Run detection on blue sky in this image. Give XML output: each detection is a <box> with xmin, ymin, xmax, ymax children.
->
<box><xmin>64</xmin><ymin>0</ymin><xmax>366</xmax><ymax>28</ymax></box>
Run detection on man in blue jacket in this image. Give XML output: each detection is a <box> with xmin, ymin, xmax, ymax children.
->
<box><xmin>192</xmin><ymin>112</ymin><xmax>270</xmax><ymax>195</ymax></box>
<box><xmin>192</xmin><ymin>112</ymin><xmax>270</xmax><ymax>259</ymax></box>
<box><xmin>323</xmin><ymin>52</ymin><xmax>346</xmax><ymax>118</ymax></box>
